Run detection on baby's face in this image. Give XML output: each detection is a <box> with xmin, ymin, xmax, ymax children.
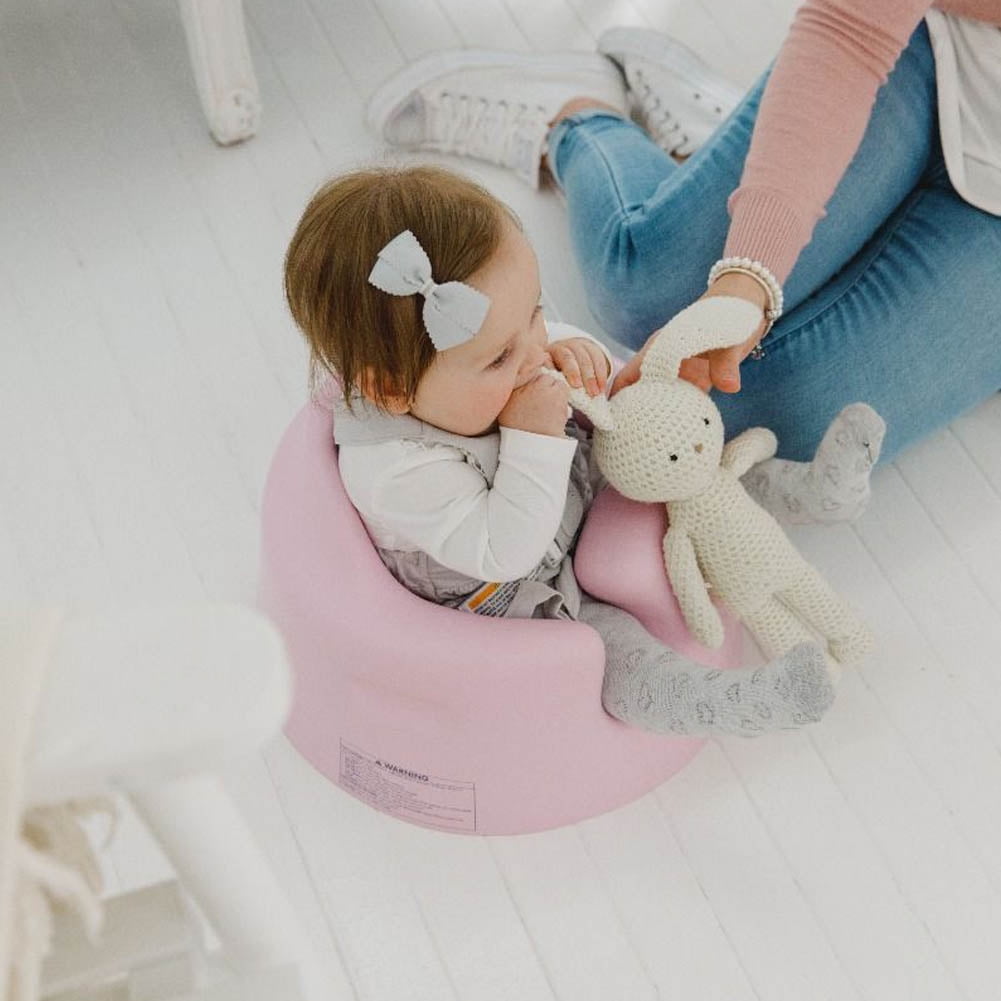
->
<box><xmin>406</xmin><ymin>219</ymin><xmax>549</xmax><ymax>436</ymax></box>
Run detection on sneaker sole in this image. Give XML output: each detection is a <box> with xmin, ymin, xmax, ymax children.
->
<box><xmin>366</xmin><ymin>48</ymin><xmax>625</xmax><ymax>140</ymax></box>
<box><xmin>597</xmin><ymin>26</ymin><xmax>744</xmax><ymax>110</ymax></box>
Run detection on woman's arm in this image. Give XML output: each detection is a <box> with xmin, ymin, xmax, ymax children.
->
<box><xmin>724</xmin><ymin>0</ymin><xmax>936</xmax><ymax>283</ymax></box>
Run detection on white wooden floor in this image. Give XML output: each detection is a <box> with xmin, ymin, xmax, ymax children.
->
<box><xmin>4</xmin><ymin>0</ymin><xmax>1001</xmax><ymax>998</ymax></box>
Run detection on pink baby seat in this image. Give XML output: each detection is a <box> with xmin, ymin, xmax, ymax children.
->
<box><xmin>259</xmin><ymin>400</ymin><xmax>742</xmax><ymax>835</ymax></box>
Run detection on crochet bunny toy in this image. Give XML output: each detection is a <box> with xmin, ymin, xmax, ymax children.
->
<box><xmin>564</xmin><ymin>296</ymin><xmax>872</xmax><ymax>667</ymax></box>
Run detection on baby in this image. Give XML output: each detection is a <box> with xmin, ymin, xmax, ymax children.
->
<box><xmin>284</xmin><ymin>164</ymin><xmax>838</xmax><ymax>738</ymax></box>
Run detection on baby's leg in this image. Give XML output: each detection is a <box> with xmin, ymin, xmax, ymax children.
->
<box><xmin>577</xmin><ymin>596</ymin><xmax>834</xmax><ymax>738</ymax></box>
<box><xmin>741</xmin><ymin>404</ymin><xmax>885</xmax><ymax>524</ymax></box>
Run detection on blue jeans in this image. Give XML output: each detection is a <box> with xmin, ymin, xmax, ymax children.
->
<box><xmin>547</xmin><ymin>21</ymin><xmax>1001</xmax><ymax>461</ymax></box>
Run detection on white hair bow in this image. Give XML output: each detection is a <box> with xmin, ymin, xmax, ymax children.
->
<box><xmin>368</xmin><ymin>229</ymin><xmax>491</xmax><ymax>351</ymax></box>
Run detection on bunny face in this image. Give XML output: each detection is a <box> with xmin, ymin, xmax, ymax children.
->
<box><xmin>592</xmin><ymin>379</ymin><xmax>725</xmax><ymax>502</ymax></box>
<box><xmin>561</xmin><ymin>297</ymin><xmax>762</xmax><ymax>500</ymax></box>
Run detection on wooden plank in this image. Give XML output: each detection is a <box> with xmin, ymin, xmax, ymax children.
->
<box><xmin>564</xmin><ymin>0</ymin><xmax>652</xmax><ymax>39</ymax></box>
<box><xmin>499</xmin><ymin>0</ymin><xmax>594</xmax><ymax>52</ymax></box>
<box><xmin>488</xmin><ymin>827</ymin><xmax>659</xmax><ymax>1001</ymax></box>
<box><xmin>434</xmin><ymin>0</ymin><xmax>531</xmax><ymax>50</ymax></box>
<box><xmin>577</xmin><ymin>794</ymin><xmax>759</xmax><ymax>999</ymax></box>
<box><xmin>952</xmin><ymin>395</ymin><xmax>1001</xmax><ymax>494</ymax></box>
<box><xmin>852</xmin><ymin>465</ymin><xmax>1001</xmax><ymax>752</ymax></box>
<box><xmin>381</xmin><ymin>823</ymin><xmax>557</xmax><ymax>1001</ymax></box>
<box><xmin>0</xmin><ymin>288</ymin><xmax>115</xmax><ymax>607</ymax></box>
<box><xmin>265</xmin><ymin>739</ymin><xmax>459</xmax><ymax>1001</ymax></box>
<box><xmin>243</xmin><ymin>0</ymin><xmax>375</xmax><ymax>168</ymax></box>
<box><xmin>788</xmin><ymin>516</ymin><xmax>1001</xmax><ymax>1001</ymax></box>
<box><xmin>789</xmin><ymin>519</ymin><xmax>1001</xmax><ymax>907</ymax></box>
<box><xmin>300</xmin><ymin>0</ymin><xmax>408</xmax><ymax>96</ymax></box>
<box><xmin>724</xmin><ymin>707</ymin><xmax>982</xmax><ymax>1000</ymax></box>
<box><xmin>656</xmin><ymin>743</ymin><xmax>863</xmax><ymax>1000</ymax></box>
<box><xmin>371</xmin><ymin>0</ymin><xmax>463</xmax><ymax>60</ymax></box>
<box><xmin>222</xmin><ymin>746</ymin><xmax>358</xmax><ymax>1000</ymax></box>
<box><xmin>895</xmin><ymin>431</ymin><xmax>1001</xmax><ymax>613</ymax></box>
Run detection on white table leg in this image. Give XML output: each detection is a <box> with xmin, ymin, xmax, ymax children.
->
<box><xmin>178</xmin><ymin>0</ymin><xmax>261</xmax><ymax>144</ymax></box>
<box><xmin>129</xmin><ymin>773</ymin><xmax>321</xmax><ymax>1001</ymax></box>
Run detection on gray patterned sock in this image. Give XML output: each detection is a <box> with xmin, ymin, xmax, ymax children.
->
<box><xmin>741</xmin><ymin>403</ymin><xmax>886</xmax><ymax>525</ymax></box>
<box><xmin>578</xmin><ymin>598</ymin><xmax>834</xmax><ymax>738</ymax></box>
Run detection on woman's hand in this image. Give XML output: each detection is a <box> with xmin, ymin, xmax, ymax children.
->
<box><xmin>609</xmin><ymin>272</ymin><xmax>770</xmax><ymax>397</ymax></box>
<box><xmin>545</xmin><ymin>338</ymin><xmax>611</xmax><ymax>397</ymax></box>
<box><xmin>694</xmin><ymin>271</ymin><xmax>770</xmax><ymax>392</ymax></box>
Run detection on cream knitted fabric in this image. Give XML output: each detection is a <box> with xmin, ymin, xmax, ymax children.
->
<box><xmin>570</xmin><ymin>297</ymin><xmax>872</xmax><ymax>667</ymax></box>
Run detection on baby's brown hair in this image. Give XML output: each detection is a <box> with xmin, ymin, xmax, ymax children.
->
<box><xmin>284</xmin><ymin>164</ymin><xmax>511</xmax><ymax>411</ymax></box>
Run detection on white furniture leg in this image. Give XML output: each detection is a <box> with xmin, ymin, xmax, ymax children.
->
<box><xmin>178</xmin><ymin>0</ymin><xmax>261</xmax><ymax>144</ymax></box>
<box><xmin>129</xmin><ymin>774</ymin><xmax>322</xmax><ymax>1001</ymax></box>
<box><xmin>27</xmin><ymin>604</ymin><xmax>316</xmax><ymax>998</ymax></box>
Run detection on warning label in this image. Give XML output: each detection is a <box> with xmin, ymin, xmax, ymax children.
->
<box><xmin>339</xmin><ymin>741</ymin><xmax>477</xmax><ymax>833</ymax></box>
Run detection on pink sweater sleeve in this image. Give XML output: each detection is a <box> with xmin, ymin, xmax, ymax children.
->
<box><xmin>723</xmin><ymin>0</ymin><xmax>938</xmax><ymax>283</ymax></box>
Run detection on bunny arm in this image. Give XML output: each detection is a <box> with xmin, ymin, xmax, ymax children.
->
<box><xmin>721</xmin><ymin>427</ymin><xmax>778</xmax><ymax>479</ymax></box>
<box><xmin>662</xmin><ymin>521</ymin><xmax>725</xmax><ymax>649</ymax></box>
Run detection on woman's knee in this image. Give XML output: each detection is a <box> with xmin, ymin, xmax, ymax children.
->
<box><xmin>585</xmin><ymin>223</ymin><xmax>709</xmax><ymax>348</ymax></box>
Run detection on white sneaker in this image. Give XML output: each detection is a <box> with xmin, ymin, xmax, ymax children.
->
<box><xmin>366</xmin><ymin>50</ymin><xmax>628</xmax><ymax>188</ymax></box>
<box><xmin>598</xmin><ymin>27</ymin><xmax>744</xmax><ymax>158</ymax></box>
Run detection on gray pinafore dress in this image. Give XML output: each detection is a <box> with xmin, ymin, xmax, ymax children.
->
<box><xmin>333</xmin><ymin>396</ymin><xmax>600</xmax><ymax>620</ymax></box>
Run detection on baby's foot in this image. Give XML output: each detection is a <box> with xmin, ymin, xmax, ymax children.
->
<box><xmin>742</xmin><ymin>403</ymin><xmax>886</xmax><ymax>525</ymax></box>
<box><xmin>602</xmin><ymin>642</ymin><xmax>835</xmax><ymax>737</ymax></box>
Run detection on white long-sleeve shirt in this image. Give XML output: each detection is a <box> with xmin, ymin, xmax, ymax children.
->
<box><xmin>337</xmin><ymin>321</ymin><xmax>613</xmax><ymax>583</ymax></box>
<box><xmin>925</xmin><ymin>11</ymin><xmax>1001</xmax><ymax>215</ymax></box>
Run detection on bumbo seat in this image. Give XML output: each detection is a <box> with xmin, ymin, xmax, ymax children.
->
<box><xmin>258</xmin><ymin>400</ymin><xmax>741</xmax><ymax>835</ymax></box>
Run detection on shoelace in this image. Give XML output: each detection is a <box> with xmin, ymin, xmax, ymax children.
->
<box><xmin>428</xmin><ymin>91</ymin><xmax>548</xmax><ymax>172</ymax></box>
<box><xmin>632</xmin><ymin>69</ymin><xmax>691</xmax><ymax>156</ymax></box>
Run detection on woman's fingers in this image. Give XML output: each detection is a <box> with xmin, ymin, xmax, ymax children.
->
<box><xmin>678</xmin><ymin>356</ymin><xmax>713</xmax><ymax>393</ymax></box>
<box><xmin>609</xmin><ymin>351</ymin><xmax>642</xmax><ymax>396</ymax></box>
<box><xmin>706</xmin><ymin>326</ymin><xmax>764</xmax><ymax>393</ymax></box>
<box><xmin>706</xmin><ymin>344</ymin><xmax>744</xmax><ymax>393</ymax></box>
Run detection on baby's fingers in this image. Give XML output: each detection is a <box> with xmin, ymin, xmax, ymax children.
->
<box><xmin>582</xmin><ymin>341</ymin><xmax>611</xmax><ymax>393</ymax></box>
<box><xmin>548</xmin><ymin>342</ymin><xmax>586</xmax><ymax>391</ymax></box>
<box><xmin>550</xmin><ymin>341</ymin><xmax>607</xmax><ymax>396</ymax></box>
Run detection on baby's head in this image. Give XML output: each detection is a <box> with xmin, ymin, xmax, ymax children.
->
<box><xmin>285</xmin><ymin>165</ymin><xmax>548</xmax><ymax>436</ymax></box>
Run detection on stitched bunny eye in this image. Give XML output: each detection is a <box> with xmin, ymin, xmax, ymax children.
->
<box><xmin>703</xmin><ymin>417</ymin><xmax>710</xmax><ymax>426</ymax></box>
<box><xmin>669</xmin><ymin>454</ymin><xmax>678</xmax><ymax>462</ymax></box>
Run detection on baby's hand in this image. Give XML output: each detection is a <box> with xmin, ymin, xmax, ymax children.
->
<box><xmin>546</xmin><ymin>338</ymin><xmax>610</xmax><ymax>397</ymax></box>
<box><xmin>498</xmin><ymin>371</ymin><xmax>570</xmax><ymax>438</ymax></box>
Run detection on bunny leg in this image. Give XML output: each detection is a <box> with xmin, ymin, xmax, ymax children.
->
<box><xmin>781</xmin><ymin>567</ymin><xmax>872</xmax><ymax>666</ymax></box>
<box><xmin>741</xmin><ymin>596</ymin><xmax>820</xmax><ymax>663</ymax></box>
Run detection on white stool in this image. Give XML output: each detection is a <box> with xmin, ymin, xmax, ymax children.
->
<box><xmin>25</xmin><ymin>604</ymin><xmax>319</xmax><ymax>1001</ymax></box>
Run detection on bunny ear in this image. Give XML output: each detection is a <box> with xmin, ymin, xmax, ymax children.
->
<box><xmin>539</xmin><ymin>367</ymin><xmax>615</xmax><ymax>430</ymax></box>
<box><xmin>567</xmin><ymin>384</ymin><xmax>614</xmax><ymax>430</ymax></box>
<box><xmin>639</xmin><ymin>297</ymin><xmax>764</xmax><ymax>383</ymax></box>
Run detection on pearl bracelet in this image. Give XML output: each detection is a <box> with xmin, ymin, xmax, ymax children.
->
<box><xmin>707</xmin><ymin>256</ymin><xmax>784</xmax><ymax>322</ymax></box>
